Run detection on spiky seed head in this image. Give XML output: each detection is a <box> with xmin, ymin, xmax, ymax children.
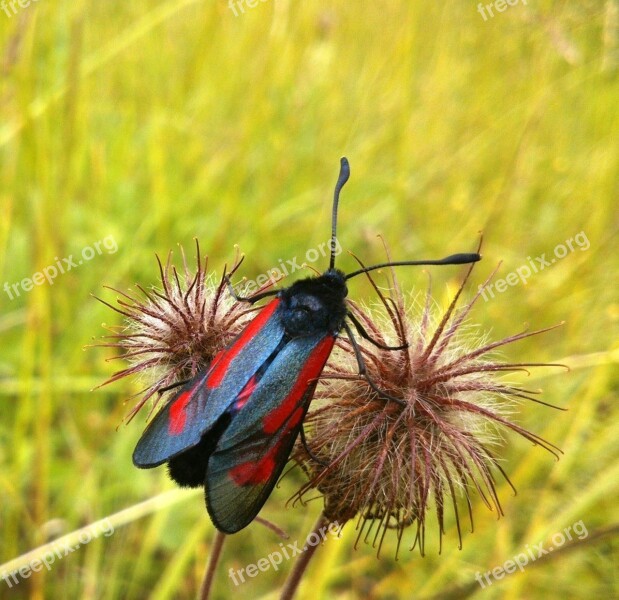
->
<box><xmin>294</xmin><ymin>262</ymin><xmax>564</xmax><ymax>556</ymax></box>
<box><xmin>96</xmin><ymin>241</ymin><xmax>255</xmax><ymax>420</ymax></box>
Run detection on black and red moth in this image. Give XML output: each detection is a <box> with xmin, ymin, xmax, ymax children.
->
<box><xmin>133</xmin><ymin>158</ymin><xmax>480</xmax><ymax>533</ymax></box>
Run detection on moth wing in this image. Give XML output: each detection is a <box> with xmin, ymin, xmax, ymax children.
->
<box><xmin>205</xmin><ymin>334</ymin><xmax>335</xmax><ymax>533</ymax></box>
<box><xmin>133</xmin><ymin>298</ymin><xmax>285</xmax><ymax>467</ymax></box>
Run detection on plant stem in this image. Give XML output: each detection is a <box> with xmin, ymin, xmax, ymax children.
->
<box><xmin>198</xmin><ymin>530</ymin><xmax>226</xmax><ymax>600</ymax></box>
<box><xmin>255</xmin><ymin>515</ymin><xmax>290</xmax><ymax>539</ymax></box>
<box><xmin>280</xmin><ymin>512</ymin><xmax>330</xmax><ymax>600</ymax></box>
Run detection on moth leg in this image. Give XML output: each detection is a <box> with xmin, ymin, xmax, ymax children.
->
<box><xmin>157</xmin><ymin>379</ymin><xmax>190</xmax><ymax>395</ymax></box>
<box><xmin>224</xmin><ymin>275</ymin><xmax>279</xmax><ymax>304</ymax></box>
<box><xmin>300</xmin><ymin>426</ymin><xmax>329</xmax><ymax>467</ymax></box>
<box><xmin>347</xmin><ymin>310</ymin><xmax>408</xmax><ymax>351</ymax></box>
<box><xmin>343</xmin><ymin>322</ymin><xmax>406</xmax><ymax>407</ymax></box>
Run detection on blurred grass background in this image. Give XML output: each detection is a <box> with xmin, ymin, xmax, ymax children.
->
<box><xmin>1</xmin><ymin>1</ymin><xmax>618</xmax><ymax>598</ymax></box>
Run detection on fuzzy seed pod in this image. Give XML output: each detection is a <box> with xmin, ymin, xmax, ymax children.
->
<box><xmin>293</xmin><ymin>262</ymin><xmax>564</xmax><ymax>556</ymax></box>
<box><xmin>96</xmin><ymin>241</ymin><xmax>256</xmax><ymax>420</ymax></box>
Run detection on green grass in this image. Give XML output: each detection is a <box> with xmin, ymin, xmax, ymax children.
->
<box><xmin>1</xmin><ymin>1</ymin><xmax>618</xmax><ymax>598</ymax></box>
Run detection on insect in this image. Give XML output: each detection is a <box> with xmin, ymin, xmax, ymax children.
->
<box><xmin>133</xmin><ymin>157</ymin><xmax>480</xmax><ymax>533</ymax></box>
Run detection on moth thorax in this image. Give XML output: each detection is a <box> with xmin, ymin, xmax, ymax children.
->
<box><xmin>283</xmin><ymin>293</ymin><xmax>333</xmax><ymax>337</ymax></box>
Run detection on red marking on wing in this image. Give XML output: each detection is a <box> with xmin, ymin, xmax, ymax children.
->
<box><xmin>234</xmin><ymin>375</ymin><xmax>258</xmax><ymax>410</ymax></box>
<box><xmin>262</xmin><ymin>335</ymin><xmax>335</xmax><ymax>434</ymax></box>
<box><xmin>229</xmin><ymin>440</ymin><xmax>282</xmax><ymax>486</ymax></box>
<box><xmin>168</xmin><ymin>390</ymin><xmax>193</xmax><ymax>435</ymax></box>
<box><xmin>228</xmin><ymin>406</ymin><xmax>306</xmax><ymax>486</ymax></box>
<box><xmin>206</xmin><ymin>299</ymin><xmax>280</xmax><ymax>390</ymax></box>
<box><xmin>209</xmin><ymin>349</ymin><xmax>225</xmax><ymax>370</ymax></box>
<box><xmin>286</xmin><ymin>406</ymin><xmax>305</xmax><ymax>431</ymax></box>
<box><xmin>225</xmin><ymin>335</ymin><xmax>334</xmax><ymax>487</ymax></box>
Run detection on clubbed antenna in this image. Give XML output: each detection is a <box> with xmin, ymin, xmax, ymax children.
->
<box><xmin>330</xmin><ymin>157</ymin><xmax>350</xmax><ymax>270</ymax></box>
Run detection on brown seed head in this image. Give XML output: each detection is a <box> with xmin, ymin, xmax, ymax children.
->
<box><xmin>96</xmin><ymin>241</ymin><xmax>255</xmax><ymax>420</ymax></box>
<box><xmin>294</xmin><ymin>261</ymin><xmax>564</xmax><ymax>556</ymax></box>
